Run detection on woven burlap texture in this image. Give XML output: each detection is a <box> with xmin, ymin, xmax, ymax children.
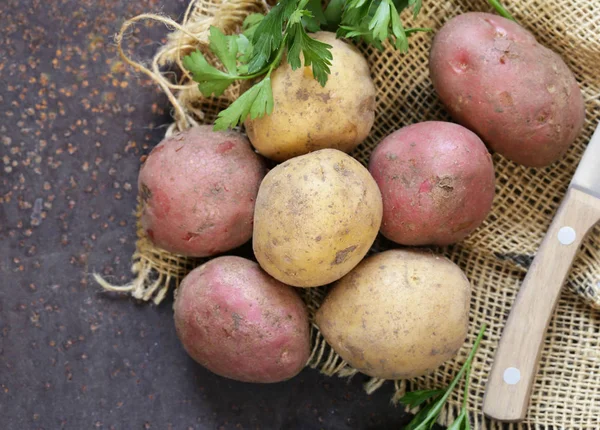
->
<box><xmin>107</xmin><ymin>0</ymin><xmax>600</xmax><ymax>428</ymax></box>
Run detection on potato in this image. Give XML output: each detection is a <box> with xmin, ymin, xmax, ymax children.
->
<box><xmin>139</xmin><ymin>126</ymin><xmax>267</xmax><ymax>257</ymax></box>
<box><xmin>369</xmin><ymin>121</ymin><xmax>495</xmax><ymax>246</ymax></box>
<box><xmin>253</xmin><ymin>149</ymin><xmax>382</xmax><ymax>287</ymax></box>
<box><xmin>245</xmin><ymin>31</ymin><xmax>376</xmax><ymax>162</ymax></box>
<box><xmin>173</xmin><ymin>256</ymin><xmax>310</xmax><ymax>383</ymax></box>
<box><xmin>316</xmin><ymin>249</ymin><xmax>471</xmax><ymax>380</ymax></box>
<box><xmin>429</xmin><ymin>12</ymin><xmax>585</xmax><ymax>167</ymax></box>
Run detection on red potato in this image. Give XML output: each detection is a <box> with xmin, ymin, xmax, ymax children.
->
<box><xmin>429</xmin><ymin>12</ymin><xmax>585</xmax><ymax>167</ymax></box>
<box><xmin>369</xmin><ymin>121</ymin><xmax>495</xmax><ymax>246</ymax></box>
<box><xmin>173</xmin><ymin>256</ymin><xmax>311</xmax><ymax>383</ymax></box>
<box><xmin>138</xmin><ymin>126</ymin><xmax>267</xmax><ymax>257</ymax></box>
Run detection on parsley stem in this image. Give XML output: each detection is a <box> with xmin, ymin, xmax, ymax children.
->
<box><xmin>405</xmin><ymin>27</ymin><xmax>433</xmax><ymax>35</ymax></box>
<box><xmin>487</xmin><ymin>0</ymin><xmax>516</xmax><ymax>21</ymax></box>
<box><xmin>462</xmin><ymin>357</ymin><xmax>472</xmax><ymax>410</ymax></box>
<box><xmin>235</xmin><ymin>67</ymin><xmax>272</xmax><ymax>80</ymax></box>
<box><xmin>236</xmin><ymin>33</ymin><xmax>288</xmax><ymax>82</ymax></box>
<box><xmin>267</xmin><ymin>35</ymin><xmax>288</xmax><ymax>78</ymax></box>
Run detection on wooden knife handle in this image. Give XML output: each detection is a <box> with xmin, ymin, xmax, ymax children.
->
<box><xmin>483</xmin><ymin>187</ymin><xmax>600</xmax><ymax>422</ymax></box>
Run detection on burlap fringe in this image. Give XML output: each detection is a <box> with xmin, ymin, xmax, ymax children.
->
<box><xmin>94</xmin><ymin>200</ymin><xmax>203</xmax><ymax>304</ymax></box>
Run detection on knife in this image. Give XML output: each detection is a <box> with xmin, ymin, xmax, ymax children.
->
<box><xmin>483</xmin><ymin>121</ymin><xmax>600</xmax><ymax>422</ymax></box>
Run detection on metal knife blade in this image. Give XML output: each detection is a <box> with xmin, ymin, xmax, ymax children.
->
<box><xmin>571</xmin><ymin>122</ymin><xmax>600</xmax><ymax>198</ymax></box>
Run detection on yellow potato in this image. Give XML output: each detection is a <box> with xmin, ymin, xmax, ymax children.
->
<box><xmin>245</xmin><ymin>31</ymin><xmax>376</xmax><ymax>162</ymax></box>
<box><xmin>253</xmin><ymin>149</ymin><xmax>382</xmax><ymax>287</ymax></box>
<box><xmin>316</xmin><ymin>249</ymin><xmax>471</xmax><ymax>379</ymax></box>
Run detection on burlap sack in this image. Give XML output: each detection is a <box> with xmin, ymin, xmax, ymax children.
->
<box><xmin>101</xmin><ymin>0</ymin><xmax>600</xmax><ymax>428</ymax></box>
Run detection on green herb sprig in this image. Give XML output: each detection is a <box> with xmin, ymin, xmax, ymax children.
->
<box><xmin>487</xmin><ymin>0</ymin><xmax>516</xmax><ymax>22</ymax></box>
<box><xmin>183</xmin><ymin>0</ymin><xmax>333</xmax><ymax>131</ymax></box>
<box><xmin>333</xmin><ymin>0</ymin><xmax>429</xmax><ymax>51</ymax></box>
<box><xmin>399</xmin><ymin>324</ymin><xmax>487</xmax><ymax>430</ymax></box>
<box><xmin>183</xmin><ymin>0</ymin><xmax>426</xmax><ymax>130</ymax></box>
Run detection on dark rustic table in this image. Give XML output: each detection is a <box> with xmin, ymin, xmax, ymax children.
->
<box><xmin>0</xmin><ymin>1</ymin><xmax>432</xmax><ymax>428</ymax></box>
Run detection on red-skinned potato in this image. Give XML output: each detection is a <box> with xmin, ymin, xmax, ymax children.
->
<box><xmin>138</xmin><ymin>126</ymin><xmax>267</xmax><ymax>257</ymax></box>
<box><xmin>429</xmin><ymin>12</ymin><xmax>585</xmax><ymax>167</ymax></box>
<box><xmin>173</xmin><ymin>256</ymin><xmax>310</xmax><ymax>383</ymax></box>
<box><xmin>369</xmin><ymin>121</ymin><xmax>495</xmax><ymax>246</ymax></box>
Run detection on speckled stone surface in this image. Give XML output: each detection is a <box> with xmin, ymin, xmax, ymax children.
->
<box><xmin>0</xmin><ymin>1</ymin><xmax>424</xmax><ymax>429</ymax></box>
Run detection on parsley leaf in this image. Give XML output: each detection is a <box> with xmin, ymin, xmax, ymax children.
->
<box><xmin>248</xmin><ymin>0</ymin><xmax>298</xmax><ymax>73</ymax></box>
<box><xmin>303</xmin><ymin>0</ymin><xmax>327</xmax><ymax>32</ymax></box>
<box><xmin>236</xmin><ymin>34</ymin><xmax>252</xmax><ymax>63</ymax></box>
<box><xmin>323</xmin><ymin>0</ymin><xmax>345</xmax><ymax>30</ymax></box>
<box><xmin>236</xmin><ymin>33</ymin><xmax>256</xmax><ymax>75</ymax></box>
<box><xmin>349</xmin><ymin>0</ymin><xmax>370</xmax><ymax>9</ymax></box>
<box><xmin>242</xmin><ymin>13</ymin><xmax>265</xmax><ymax>35</ymax></box>
<box><xmin>409</xmin><ymin>0</ymin><xmax>422</xmax><ymax>19</ymax></box>
<box><xmin>369</xmin><ymin>0</ymin><xmax>392</xmax><ymax>43</ymax></box>
<box><xmin>286</xmin><ymin>21</ymin><xmax>333</xmax><ymax>86</ymax></box>
<box><xmin>213</xmin><ymin>78</ymin><xmax>274</xmax><ymax>130</ymax></box>
<box><xmin>339</xmin><ymin>0</ymin><xmax>371</xmax><ymax>31</ymax></box>
<box><xmin>182</xmin><ymin>50</ymin><xmax>235</xmax><ymax>97</ymax></box>
<box><xmin>209</xmin><ymin>26</ymin><xmax>238</xmax><ymax>75</ymax></box>
<box><xmin>390</xmin><ymin>5</ymin><xmax>408</xmax><ymax>51</ymax></box>
<box><xmin>392</xmin><ymin>0</ymin><xmax>410</xmax><ymax>10</ymax></box>
<box><xmin>249</xmin><ymin>78</ymin><xmax>274</xmax><ymax>119</ymax></box>
<box><xmin>339</xmin><ymin>0</ymin><xmax>427</xmax><ymax>51</ymax></box>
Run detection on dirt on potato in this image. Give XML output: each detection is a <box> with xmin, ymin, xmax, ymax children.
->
<box><xmin>316</xmin><ymin>249</ymin><xmax>471</xmax><ymax>380</ymax></box>
<box><xmin>429</xmin><ymin>12</ymin><xmax>585</xmax><ymax>167</ymax></box>
<box><xmin>253</xmin><ymin>149</ymin><xmax>382</xmax><ymax>287</ymax></box>
<box><xmin>369</xmin><ymin>121</ymin><xmax>495</xmax><ymax>246</ymax></box>
<box><xmin>139</xmin><ymin>126</ymin><xmax>267</xmax><ymax>257</ymax></box>
<box><xmin>173</xmin><ymin>256</ymin><xmax>311</xmax><ymax>383</ymax></box>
